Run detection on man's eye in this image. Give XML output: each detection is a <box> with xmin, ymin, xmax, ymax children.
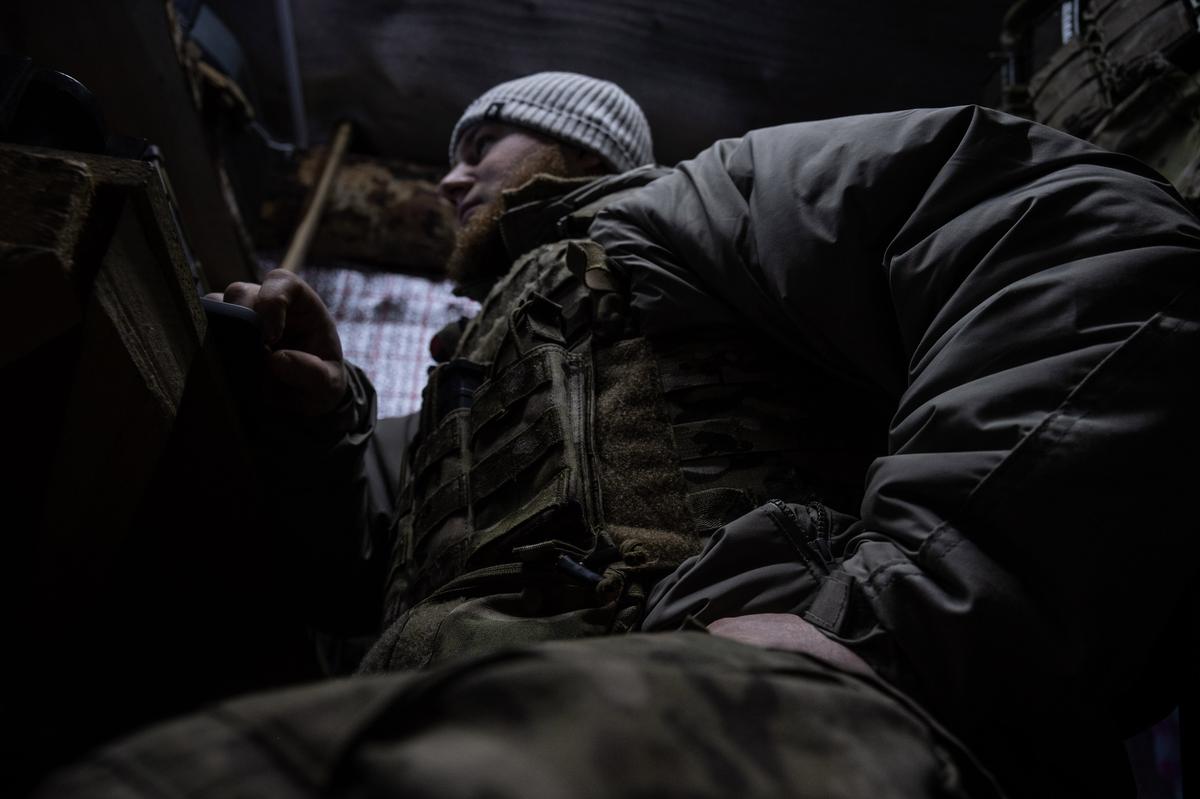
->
<box><xmin>475</xmin><ymin>135</ymin><xmax>496</xmax><ymax>159</ymax></box>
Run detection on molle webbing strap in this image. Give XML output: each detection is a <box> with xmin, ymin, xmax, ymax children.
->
<box><xmin>396</xmin><ymin>481</ymin><xmax>413</xmax><ymax>520</ymax></box>
<box><xmin>463</xmin><ymin>470</ymin><xmax>573</xmax><ymax>570</ymax></box>
<box><xmin>421</xmin><ymin>359</ymin><xmax>486</xmax><ymax>431</ymax></box>
<box><xmin>412</xmin><ymin>411</ymin><xmax>465</xmax><ymax>484</ymax></box>
<box><xmin>469</xmin><ymin>408</ymin><xmax>566</xmax><ymax>503</ymax></box>
<box><xmin>411</xmin><ymin>371</ymin><xmax>571</xmax><ymax>554</ymax></box>
<box><xmin>469</xmin><ymin>348</ymin><xmax>557</xmax><ymax>436</ymax></box>
<box><xmin>413</xmin><ymin>474</ymin><xmax>468</xmax><ymax>545</ymax></box>
<box><xmin>408</xmin><ymin>358</ymin><xmax>476</xmax><ymax>535</ymax></box>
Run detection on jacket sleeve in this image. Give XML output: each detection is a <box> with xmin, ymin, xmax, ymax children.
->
<box><xmin>254</xmin><ymin>361</ymin><xmax>387</xmax><ymax>635</ymax></box>
<box><xmin>590</xmin><ymin>105</ymin><xmax>1200</xmax><ymax>791</ymax></box>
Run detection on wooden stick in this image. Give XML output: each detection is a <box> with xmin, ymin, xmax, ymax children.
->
<box><xmin>280</xmin><ymin>120</ymin><xmax>352</xmax><ymax>272</ymax></box>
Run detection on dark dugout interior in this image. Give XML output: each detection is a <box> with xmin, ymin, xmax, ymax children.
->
<box><xmin>191</xmin><ymin>0</ymin><xmax>1012</xmax><ymax>165</ymax></box>
<box><xmin>0</xmin><ymin>1</ymin><xmax>1191</xmax><ymax>796</ymax></box>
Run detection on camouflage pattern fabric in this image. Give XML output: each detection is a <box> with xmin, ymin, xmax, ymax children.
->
<box><xmin>35</xmin><ymin>632</ymin><xmax>1004</xmax><ymax>798</ymax></box>
<box><xmin>999</xmin><ymin>0</ymin><xmax>1200</xmax><ymax>212</ymax></box>
<box><xmin>369</xmin><ymin>169</ymin><xmax>883</xmax><ymax>675</ymax></box>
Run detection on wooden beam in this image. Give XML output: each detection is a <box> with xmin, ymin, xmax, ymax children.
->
<box><xmin>280</xmin><ymin>119</ymin><xmax>352</xmax><ymax>272</ymax></box>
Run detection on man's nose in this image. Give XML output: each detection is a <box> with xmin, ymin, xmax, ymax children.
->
<box><xmin>439</xmin><ymin>163</ymin><xmax>473</xmax><ymax>204</ymax></box>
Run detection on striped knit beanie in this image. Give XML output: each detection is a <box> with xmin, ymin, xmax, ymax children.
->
<box><xmin>448</xmin><ymin>72</ymin><xmax>654</xmax><ymax>172</ymax></box>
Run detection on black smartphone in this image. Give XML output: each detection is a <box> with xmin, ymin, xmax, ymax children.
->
<box><xmin>201</xmin><ymin>297</ymin><xmax>264</xmax><ymax>431</ymax></box>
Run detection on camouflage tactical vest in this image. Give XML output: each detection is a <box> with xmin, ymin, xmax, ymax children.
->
<box><xmin>997</xmin><ymin>0</ymin><xmax>1200</xmax><ymax>211</ymax></box>
<box><xmin>366</xmin><ymin>173</ymin><xmax>882</xmax><ymax>671</ymax></box>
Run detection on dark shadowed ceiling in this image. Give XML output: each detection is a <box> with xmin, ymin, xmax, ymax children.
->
<box><xmin>203</xmin><ymin>0</ymin><xmax>1013</xmax><ymax>167</ymax></box>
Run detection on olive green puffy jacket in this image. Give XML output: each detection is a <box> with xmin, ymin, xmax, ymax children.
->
<box><xmin>590</xmin><ymin>105</ymin><xmax>1200</xmax><ymax>797</ymax></box>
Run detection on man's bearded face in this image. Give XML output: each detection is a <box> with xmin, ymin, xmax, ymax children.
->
<box><xmin>439</xmin><ymin>122</ymin><xmax>601</xmax><ymax>290</ymax></box>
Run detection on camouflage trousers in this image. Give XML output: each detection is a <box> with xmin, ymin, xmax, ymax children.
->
<box><xmin>37</xmin><ymin>632</ymin><xmax>1003</xmax><ymax>798</ymax></box>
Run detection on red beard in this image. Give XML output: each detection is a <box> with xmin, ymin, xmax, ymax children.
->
<box><xmin>444</xmin><ymin>142</ymin><xmax>575</xmax><ymax>295</ymax></box>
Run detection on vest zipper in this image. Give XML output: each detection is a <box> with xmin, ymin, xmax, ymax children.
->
<box><xmin>423</xmin><ymin>562</ymin><xmax>525</xmax><ymax>603</ymax></box>
<box><xmin>770</xmin><ymin>499</ymin><xmax>833</xmax><ymax>576</ymax></box>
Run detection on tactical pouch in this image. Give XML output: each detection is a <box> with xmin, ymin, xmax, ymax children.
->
<box><xmin>384</xmin><ymin>286</ymin><xmax>607</xmax><ymax>629</ymax></box>
<box><xmin>367</xmin><ymin>549</ymin><xmax>646</xmax><ymax>671</ymax></box>
<box><xmin>373</xmin><ymin>231</ymin><xmax>882</xmax><ymax>672</ymax></box>
<box><xmin>371</xmin><ymin>239</ymin><xmax>682</xmax><ymax>672</ymax></box>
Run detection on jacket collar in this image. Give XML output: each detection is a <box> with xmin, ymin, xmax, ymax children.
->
<box><xmin>497</xmin><ymin>165</ymin><xmax>670</xmax><ymax>260</ymax></box>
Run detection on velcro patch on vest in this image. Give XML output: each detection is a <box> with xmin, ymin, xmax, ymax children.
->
<box><xmin>592</xmin><ymin>338</ymin><xmax>698</xmax><ymax>545</ymax></box>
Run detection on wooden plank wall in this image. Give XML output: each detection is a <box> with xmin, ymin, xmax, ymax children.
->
<box><xmin>0</xmin><ymin>143</ymin><xmax>315</xmax><ymax>793</ymax></box>
<box><xmin>0</xmin><ymin>0</ymin><xmax>258</xmax><ymax>289</ymax></box>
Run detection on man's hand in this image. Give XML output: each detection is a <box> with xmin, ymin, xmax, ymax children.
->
<box><xmin>708</xmin><ymin>613</ymin><xmax>875</xmax><ymax>677</ymax></box>
<box><xmin>209</xmin><ymin>269</ymin><xmax>347</xmax><ymax>417</ymax></box>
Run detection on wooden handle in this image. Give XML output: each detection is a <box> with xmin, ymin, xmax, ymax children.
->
<box><xmin>280</xmin><ymin>120</ymin><xmax>353</xmax><ymax>273</ymax></box>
